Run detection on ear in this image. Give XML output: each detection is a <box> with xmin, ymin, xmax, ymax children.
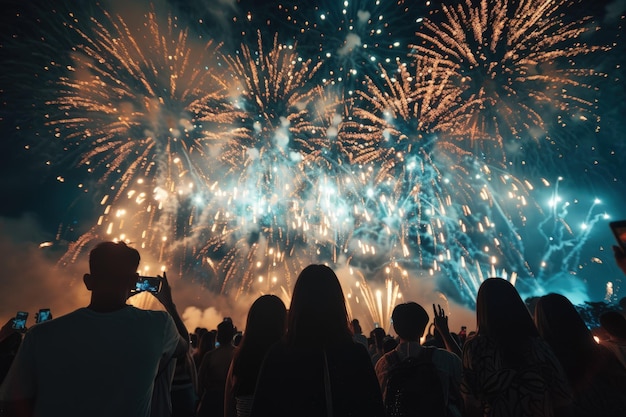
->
<box><xmin>83</xmin><ymin>273</ymin><xmax>94</xmax><ymax>291</ymax></box>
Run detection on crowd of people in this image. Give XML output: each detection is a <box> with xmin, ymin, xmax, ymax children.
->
<box><xmin>1</xmin><ymin>240</ymin><xmax>626</xmax><ymax>417</ymax></box>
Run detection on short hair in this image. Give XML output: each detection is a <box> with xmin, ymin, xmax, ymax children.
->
<box><xmin>217</xmin><ymin>319</ymin><xmax>236</xmax><ymax>345</ymax></box>
<box><xmin>392</xmin><ymin>302</ymin><xmax>429</xmax><ymax>341</ymax></box>
<box><xmin>89</xmin><ymin>241</ymin><xmax>140</xmax><ymax>277</ymax></box>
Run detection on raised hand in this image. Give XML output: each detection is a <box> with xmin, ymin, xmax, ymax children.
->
<box><xmin>154</xmin><ymin>271</ymin><xmax>174</xmax><ymax>308</ymax></box>
<box><xmin>432</xmin><ymin>303</ymin><xmax>462</xmax><ymax>358</ymax></box>
<box><xmin>433</xmin><ymin>303</ymin><xmax>450</xmax><ymax>335</ymax></box>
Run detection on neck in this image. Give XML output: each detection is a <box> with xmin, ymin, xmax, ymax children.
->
<box><xmin>87</xmin><ymin>294</ymin><xmax>129</xmax><ymax>313</ymax></box>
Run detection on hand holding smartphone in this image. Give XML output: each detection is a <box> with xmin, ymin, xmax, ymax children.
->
<box><xmin>12</xmin><ymin>311</ymin><xmax>28</xmax><ymax>332</ymax></box>
<box><xmin>36</xmin><ymin>308</ymin><xmax>52</xmax><ymax>324</ymax></box>
<box><xmin>132</xmin><ymin>276</ymin><xmax>162</xmax><ymax>294</ymax></box>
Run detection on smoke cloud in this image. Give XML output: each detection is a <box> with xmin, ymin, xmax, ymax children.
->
<box><xmin>0</xmin><ymin>215</ymin><xmax>274</xmax><ymax>333</ymax></box>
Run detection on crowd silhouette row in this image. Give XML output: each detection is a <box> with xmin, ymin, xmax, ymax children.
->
<box><xmin>1</xmin><ymin>241</ymin><xmax>626</xmax><ymax>417</ymax></box>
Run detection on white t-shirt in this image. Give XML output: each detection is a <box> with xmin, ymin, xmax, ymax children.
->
<box><xmin>0</xmin><ymin>306</ymin><xmax>181</xmax><ymax>417</ymax></box>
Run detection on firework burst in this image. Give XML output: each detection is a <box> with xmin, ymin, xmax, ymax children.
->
<box><xmin>334</xmin><ymin>61</ymin><xmax>538</xmax><ymax>303</ymax></box>
<box><xmin>53</xmin><ymin>5</ymin><xmax>237</xmax><ymax>268</ymax></box>
<box><xmin>192</xmin><ymin>33</ymin><xmax>333</xmax><ymax>295</ymax></box>
<box><xmin>411</xmin><ymin>0</ymin><xmax>607</xmax><ymax>167</ymax></box>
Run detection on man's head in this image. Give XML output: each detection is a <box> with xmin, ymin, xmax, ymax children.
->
<box><xmin>217</xmin><ymin>318</ymin><xmax>236</xmax><ymax>346</ymax></box>
<box><xmin>84</xmin><ymin>241</ymin><xmax>140</xmax><ymax>295</ymax></box>
<box><xmin>391</xmin><ymin>302</ymin><xmax>429</xmax><ymax>342</ymax></box>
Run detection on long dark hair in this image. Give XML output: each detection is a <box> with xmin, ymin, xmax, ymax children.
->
<box><xmin>534</xmin><ymin>293</ymin><xmax>600</xmax><ymax>384</ymax></box>
<box><xmin>286</xmin><ymin>264</ymin><xmax>352</xmax><ymax>348</ymax></box>
<box><xmin>475</xmin><ymin>277</ymin><xmax>539</xmax><ymax>366</ymax></box>
<box><xmin>231</xmin><ymin>295</ymin><xmax>287</xmax><ymax>396</ymax></box>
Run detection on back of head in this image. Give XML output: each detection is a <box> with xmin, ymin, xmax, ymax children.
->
<box><xmin>232</xmin><ymin>295</ymin><xmax>287</xmax><ymax>393</ymax></box>
<box><xmin>351</xmin><ymin>319</ymin><xmax>362</xmax><ymax>335</ymax></box>
<box><xmin>392</xmin><ymin>302</ymin><xmax>429</xmax><ymax>342</ymax></box>
<box><xmin>198</xmin><ymin>331</ymin><xmax>216</xmax><ymax>355</ymax></box>
<box><xmin>476</xmin><ymin>277</ymin><xmax>538</xmax><ymax>340</ymax></box>
<box><xmin>217</xmin><ymin>319</ymin><xmax>236</xmax><ymax>346</ymax></box>
<box><xmin>371</xmin><ymin>327</ymin><xmax>386</xmax><ymax>350</ymax></box>
<box><xmin>383</xmin><ymin>336</ymin><xmax>398</xmax><ymax>353</ymax></box>
<box><xmin>89</xmin><ymin>241</ymin><xmax>140</xmax><ymax>280</ymax></box>
<box><xmin>600</xmin><ymin>311</ymin><xmax>626</xmax><ymax>340</ymax></box>
<box><xmin>535</xmin><ymin>293</ymin><xmax>597</xmax><ymax>362</ymax></box>
<box><xmin>287</xmin><ymin>264</ymin><xmax>351</xmax><ymax>348</ymax></box>
<box><xmin>243</xmin><ymin>295</ymin><xmax>287</xmax><ymax>347</ymax></box>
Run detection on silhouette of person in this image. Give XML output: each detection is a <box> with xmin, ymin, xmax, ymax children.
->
<box><xmin>250</xmin><ymin>264</ymin><xmax>385</xmax><ymax>417</ymax></box>
<box><xmin>375</xmin><ymin>302</ymin><xmax>463</xmax><ymax>417</ymax></box>
<box><xmin>351</xmin><ymin>319</ymin><xmax>368</xmax><ymax>349</ymax></box>
<box><xmin>0</xmin><ymin>241</ymin><xmax>188</xmax><ymax>417</ymax></box>
<box><xmin>535</xmin><ymin>293</ymin><xmax>626</xmax><ymax>416</ymax></box>
<box><xmin>462</xmin><ymin>278</ymin><xmax>571</xmax><ymax>417</ymax></box>
<box><xmin>225</xmin><ymin>294</ymin><xmax>287</xmax><ymax>417</ymax></box>
<box><xmin>599</xmin><ymin>310</ymin><xmax>626</xmax><ymax>370</ymax></box>
<box><xmin>197</xmin><ymin>318</ymin><xmax>236</xmax><ymax>417</ymax></box>
<box><xmin>0</xmin><ymin>319</ymin><xmax>23</xmax><ymax>386</ymax></box>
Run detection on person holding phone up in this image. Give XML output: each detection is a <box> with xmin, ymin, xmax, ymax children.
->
<box><xmin>0</xmin><ymin>241</ymin><xmax>188</xmax><ymax>417</ymax></box>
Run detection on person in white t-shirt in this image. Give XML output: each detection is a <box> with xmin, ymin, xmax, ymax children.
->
<box><xmin>0</xmin><ymin>241</ymin><xmax>188</xmax><ymax>417</ymax></box>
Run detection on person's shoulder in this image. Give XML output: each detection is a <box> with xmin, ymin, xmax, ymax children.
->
<box><xmin>462</xmin><ymin>333</ymin><xmax>491</xmax><ymax>352</ymax></box>
<box><xmin>375</xmin><ymin>348</ymin><xmax>398</xmax><ymax>371</ymax></box>
<box><xmin>429</xmin><ymin>345</ymin><xmax>456</xmax><ymax>357</ymax></box>
<box><xmin>431</xmin><ymin>346</ymin><xmax>461</xmax><ymax>365</ymax></box>
<box><xmin>114</xmin><ymin>307</ymin><xmax>177</xmax><ymax>338</ymax></box>
<box><xmin>24</xmin><ymin>307</ymin><xmax>88</xmax><ymax>334</ymax></box>
<box><xmin>124</xmin><ymin>306</ymin><xmax>172</xmax><ymax>323</ymax></box>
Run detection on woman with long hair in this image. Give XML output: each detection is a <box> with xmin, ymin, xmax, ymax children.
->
<box><xmin>250</xmin><ymin>264</ymin><xmax>385</xmax><ymax>417</ymax></box>
<box><xmin>224</xmin><ymin>295</ymin><xmax>287</xmax><ymax>417</ymax></box>
<box><xmin>462</xmin><ymin>278</ymin><xmax>571</xmax><ymax>417</ymax></box>
<box><xmin>534</xmin><ymin>293</ymin><xmax>626</xmax><ymax>416</ymax></box>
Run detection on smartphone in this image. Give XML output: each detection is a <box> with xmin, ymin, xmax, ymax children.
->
<box><xmin>12</xmin><ymin>311</ymin><xmax>28</xmax><ymax>332</ymax></box>
<box><xmin>36</xmin><ymin>308</ymin><xmax>52</xmax><ymax>324</ymax></box>
<box><xmin>610</xmin><ymin>220</ymin><xmax>626</xmax><ymax>252</ymax></box>
<box><xmin>133</xmin><ymin>276</ymin><xmax>162</xmax><ymax>294</ymax></box>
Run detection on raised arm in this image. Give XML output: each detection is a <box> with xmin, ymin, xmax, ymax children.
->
<box><xmin>432</xmin><ymin>304</ymin><xmax>462</xmax><ymax>358</ymax></box>
<box><xmin>155</xmin><ymin>272</ymin><xmax>189</xmax><ymax>356</ymax></box>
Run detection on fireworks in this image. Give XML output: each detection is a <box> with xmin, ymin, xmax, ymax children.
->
<box><xmin>3</xmin><ymin>0</ymin><xmax>621</xmax><ymax>312</ymax></box>
<box><xmin>412</xmin><ymin>0</ymin><xmax>608</xmax><ymax>168</ymax></box>
<box><xmin>194</xmin><ymin>33</ymin><xmax>328</xmax><ymax>295</ymax></box>
<box><xmin>52</xmin><ymin>5</ymin><xmax>236</xmax><ymax>268</ymax></box>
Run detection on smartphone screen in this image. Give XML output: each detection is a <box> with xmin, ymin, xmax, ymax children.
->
<box><xmin>36</xmin><ymin>308</ymin><xmax>52</xmax><ymax>324</ymax></box>
<box><xmin>12</xmin><ymin>311</ymin><xmax>28</xmax><ymax>331</ymax></box>
<box><xmin>134</xmin><ymin>276</ymin><xmax>162</xmax><ymax>294</ymax></box>
<box><xmin>610</xmin><ymin>221</ymin><xmax>626</xmax><ymax>251</ymax></box>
